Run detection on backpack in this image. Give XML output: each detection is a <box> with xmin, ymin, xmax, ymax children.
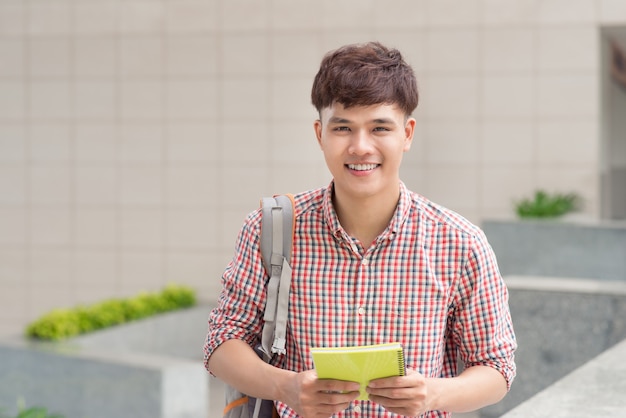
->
<box><xmin>223</xmin><ymin>194</ymin><xmax>295</xmax><ymax>418</ymax></box>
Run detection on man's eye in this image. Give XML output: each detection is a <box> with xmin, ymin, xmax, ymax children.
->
<box><xmin>334</xmin><ymin>126</ymin><xmax>350</xmax><ymax>131</ymax></box>
<box><xmin>374</xmin><ymin>127</ymin><xmax>390</xmax><ymax>132</ymax></box>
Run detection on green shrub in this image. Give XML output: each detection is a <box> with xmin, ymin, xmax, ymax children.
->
<box><xmin>0</xmin><ymin>399</ymin><xmax>66</xmax><ymax>418</ymax></box>
<box><xmin>26</xmin><ymin>283</ymin><xmax>196</xmax><ymax>341</ymax></box>
<box><xmin>514</xmin><ymin>190</ymin><xmax>582</xmax><ymax>219</ymax></box>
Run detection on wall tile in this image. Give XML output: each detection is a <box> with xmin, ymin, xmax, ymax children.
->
<box><xmin>481</xmin><ymin>0</ymin><xmax>540</xmax><ymax>25</ymax></box>
<box><xmin>73</xmin><ymin>207</ymin><xmax>117</xmax><ymax>248</ymax></box>
<box><xmin>0</xmin><ymin>39</ymin><xmax>24</xmax><ymax>77</ymax></box>
<box><xmin>120</xmin><ymin>36</ymin><xmax>163</xmax><ymax>78</ymax></box>
<box><xmin>271</xmin><ymin>78</ymin><xmax>317</xmax><ymax>122</ymax></box>
<box><xmin>73</xmin><ymin>2</ymin><xmax>118</xmax><ymax>35</ymax></box>
<box><xmin>119</xmin><ymin>123</ymin><xmax>163</xmax><ymax>163</ymax></box>
<box><xmin>0</xmin><ymin>124</ymin><xmax>27</xmax><ymax>163</ymax></box>
<box><xmin>422</xmin><ymin>75</ymin><xmax>479</xmax><ymax>120</ymax></box>
<box><xmin>166</xmin><ymin>35</ymin><xmax>217</xmax><ymax>76</ymax></box>
<box><xmin>29</xmin><ymin>207</ymin><xmax>71</xmax><ymax>246</ymax></box>
<box><xmin>482</xmin><ymin>27</ymin><xmax>534</xmax><ymax>73</ymax></box>
<box><xmin>119</xmin><ymin>251</ymin><xmax>164</xmax><ymax>285</ymax></box>
<box><xmin>221</xmin><ymin>122</ymin><xmax>270</xmax><ymax>163</ymax></box>
<box><xmin>29</xmin><ymin>164</ymin><xmax>71</xmax><ymax>205</ymax></box>
<box><xmin>425</xmin><ymin>29</ymin><xmax>479</xmax><ymax>73</ymax></box>
<box><xmin>29</xmin><ymin>123</ymin><xmax>71</xmax><ymax>162</ymax></box>
<box><xmin>221</xmin><ymin>163</ymin><xmax>271</xmax><ymax>207</ymax></box>
<box><xmin>165</xmin><ymin>80</ymin><xmax>217</xmax><ymax>120</ymax></box>
<box><xmin>27</xmin><ymin>0</ymin><xmax>71</xmax><ymax>36</ymax></box>
<box><xmin>119</xmin><ymin>208</ymin><xmax>164</xmax><ymax>249</ymax></box>
<box><xmin>271</xmin><ymin>122</ymin><xmax>321</xmax><ymax>164</ymax></box>
<box><xmin>118</xmin><ymin>0</ymin><xmax>165</xmax><ymax>34</ymax></box>
<box><xmin>0</xmin><ymin>82</ymin><xmax>26</xmax><ymax>120</ymax></box>
<box><xmin>0</xmin><ymin>207</ymin><xmax>26</xmax><ymax>245</ymax></box>
<box><xmin>74</xmin><ymin>81</ymin><xmax>117</xmax><ymax>120</ymax></box>
<box><xmin>165</xmin><ymin>251</ymin><xmax>214</xmax><ymax>291</ymax></box>
<box><xmin>537</xmin><ymin>0</ymin><xmax>597</xmax><ymax>24</ymax></box>
<box><xmin>321</xmin><ymin>0</ymin><xmax>375</xmax><ymax>29</ymax></box>
<box><xmin>165</xmin><ymin>123</ymin><xmax>217</xmax><ymax>163</ymax></box>
<box><xmin>271</xmin><ymin>35</ymin><xmax>320</xmax><ymax>77</ymax></box>
<box><xmin>221</xmin><ymin>34</ymin><xmax>269</xmax><ymax>76</ymax></box>
<box><xmin>73</xmin><ymin>249</ymin><xmax>117</xmax><ymax>286</ymax></box>
<box><xmin>0</xmin><ymin>258</ymin><xmax>26</xmax><ymax>288</ymax></box>
<box><xmin>269</xmin><ymin>162</ymin><xmax>328</xmax><ymax>197</ymax></box>
<box><xmin>74</xmin><ymin>165</ymin><xmax>117</xmax><ymax>206</ymax></box>
<box><xmin>0</xmin><ymin>2</ymin><xmax>24</xmax><ymax>37</ymax></box>
<box><xmin>222</xmin><ymin>79</ymin><xmax>269</xmax><ymax>122</ymax></box>
<box><xmin>537</xmin><ymin>26</ymin><xmax>598</xmax><ymax>71</ymax></box>
<box><xmin>482</xmin><ymin>74</ymin><xmax>534</xmax><ymax>118</ymax></box>
<box><xmin>425</xmin><ymin>121</ymin><xmax>479</xmax><ymax>164</ymax></box>
<box><xmin>373</xmin><ymin>0</ymin><xmax>427</xmax><ymax>29</ymax></box>
<box><xmin>28</xmin><ymin>37</ymin><xmax>71</xmax><ymax>78</ymax></box>
<box><xmin>73</xmin><ymin>37</ymin><xmax>117</xmax><ymax>77</ymax></box>
<box><xmin>480</xmin><ymin>165</ymin><xmax>534</xmax><ymax>212</ymax></box>
<box><xmin>423</xmin><ymin>164</ymin><xmax>479</xmax><ymax>209</ymax></box>
<box><xmin>30</xmin><ymin>249</ymin><xmax>71</xmax><ymax>285</ymax></box>
<box><xmin>74</xmin><ymin>123</ymin><xmax>117</xmax><ymax>163</ymax></box>
<box><xmin>220</xmin><ymin>0</ymin><xmax>269</xmax><ymax>32</ymax></box>
<box><xmin>481</xmin><ymin>121</ymin><xmax>534</xmax><ymax>164</ymax></box>
<box><xmin>270</xmin><ymin>0</ymin><xmax>322</xmax><ymax>31</ymax></box>
<box><xmin>0</xmin><ymin>165</ymin><xmax>26</xmax><ymax>205</ymax></box>
<box><xmin>120</xmin><ymin>80</ymin><xmax>163</xmax><ymax>121</ymax></box>
<box><xmin>166</xmin><ymin>209</ymin><xmax>215</xmax><ymax>249</ymax></box>
<box><xmin>537</xmin><ymin>119</ymin><xmax>598</xmax><ymax>164</ymax></box>
<box><xmin>165</xmin><ymin>165</ymin><xmax>217</xmax><ymax>208</ymax></box>
<box><xmin>427</xmin><ymin>0</ymin><xmax>480</xmax><ymax>26</ymax></box>
<box><xmin>118</xmin><ymin>165</ymin><xmax>164</xmax><ymax>206</ymax></box>
<box><xmin>29</xmin><ymin>80</ymin><xmax>72</xmax><ymax>120</ymax></box>
<box><xmin>536</xmin><ymin>73</ymin><xmax>598</xmax><ymax>117</ymax></box>
<box><xmin>165</xmin><ymin>0</ymin><xmax>217</xmax><ymax>33</ymax></box>
<box><xmin>599</xmin><ymin>0</ymin><xmax>626</xmax><ymax>24</ymax></box>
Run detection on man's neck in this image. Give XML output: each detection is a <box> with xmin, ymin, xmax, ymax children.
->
<box><xmin>333</xmin><ymin>185</ymin><xmax>400</xmax><ymax>248</ymax></box>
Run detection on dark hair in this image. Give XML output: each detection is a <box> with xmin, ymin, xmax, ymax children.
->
<box><xmin>311</xmin><ymin>42</ymin><xmax>419</xmax><ymax>116</ymax></box>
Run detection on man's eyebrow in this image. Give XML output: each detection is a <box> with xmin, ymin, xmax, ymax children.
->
<box><xmin>328</xmin><ymin>116</ymin><xmax>351</xmax><ymax>124</ymax></box>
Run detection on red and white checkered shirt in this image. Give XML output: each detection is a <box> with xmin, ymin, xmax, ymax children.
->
<box><xmin>205</xmin><ymin>181</ymin><xmax>517</xmax><ymax>418</ymax></box>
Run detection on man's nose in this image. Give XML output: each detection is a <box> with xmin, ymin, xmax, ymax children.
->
<box><xmin>348</xmin><ymin>130</ymin><xmax>373</xmax><ymax>155</ymax></box>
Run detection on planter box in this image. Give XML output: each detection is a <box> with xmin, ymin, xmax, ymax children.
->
<box><xmin>0</xmin><ymin>305</ymin><xmax>213</xmax><ymax>418</ymax></box>
<box><xmin>482</xmin><ymin>218</ymin><xmax>626</xmax><ymax>281</ymax></box>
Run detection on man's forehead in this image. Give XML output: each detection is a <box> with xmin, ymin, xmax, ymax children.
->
<box><xmin>320</xmin><ymin>103</ymin><xmax>403</xmax><ymax>122</ymax></box>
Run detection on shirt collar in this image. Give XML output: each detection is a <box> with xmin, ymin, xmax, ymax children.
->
<box><xmin>322</xmin><ymin>180</ymin><xmax>413</xmax><ymax>244</ymax></box>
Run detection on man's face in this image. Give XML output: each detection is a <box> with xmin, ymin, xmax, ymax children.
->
<box><xmin>314</xmin><ymin>102</ymin><xmax>415</xmax><ymax>201</ymax></box>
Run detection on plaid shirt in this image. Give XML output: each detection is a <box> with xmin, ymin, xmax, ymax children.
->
<box><xmin>205</xmin><ymin>181</ymin><xmax>516</xmax><ymax>418</ymax></box>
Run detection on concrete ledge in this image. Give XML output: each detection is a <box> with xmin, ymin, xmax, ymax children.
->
<box><xmin>0</xmin><ymin>305</ymin><xmax>212</xmax><ymax>418</ymax></box>
<box><xmin>502</xmin><ymin>337</ymin><xmax>626</xmax><ymax>417</ymax></box>
<box><xmin>479</xmin><ymin>276</ymin><xmax>626</xmax><ymax>418</ymax></box>
<box><xmin>482</xmin><ymin>218</ymin><xmax>626</xmax><ymax>281</ymax></box>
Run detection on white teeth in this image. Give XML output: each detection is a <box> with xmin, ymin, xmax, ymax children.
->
<box><xmin>348</xmin><ymin>164</ymin><xmax>378</xmax><ymax>171</ymax></box>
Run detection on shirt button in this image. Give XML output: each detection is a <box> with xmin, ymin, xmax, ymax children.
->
<box><xmin>357</xmin><ymin>306</ymin><xmax>366</xmax><ymax>315</ymax></box>
<box><xmin>353</xmin><ymin>405</ymin><xmax>362</xmax><ymax>414</ymax></box>
<box><xmin>361</xmin><ymin>258</ymin><xmax>369</xmax><ymax>266</ymax></box>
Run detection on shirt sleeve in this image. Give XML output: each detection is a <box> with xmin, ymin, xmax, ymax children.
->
<box><xmin>203</xmin><ymin>209</ymin><xmax>268</xmax><ymax>372</ymax></box>
<box><xmin>453</xmin><ymin>228</ymin><xmax>517</xmax><ymax>390</ymax></box>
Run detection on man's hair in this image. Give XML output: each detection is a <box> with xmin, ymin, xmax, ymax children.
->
<box><xmin>311</xmin><ymin>41</ymin><xmax>419</xmax><ymax>116</ymax></box>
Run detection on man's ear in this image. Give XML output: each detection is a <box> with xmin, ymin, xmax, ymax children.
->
<box><xmin>314</xmin><ymin>119</ymin><xmax>323</xmax><ymax>147</ymax></box>
<box><xmin>403</xmin><ymin>117</ymin><xmax>416</xmax><ymax>152</ymax></box>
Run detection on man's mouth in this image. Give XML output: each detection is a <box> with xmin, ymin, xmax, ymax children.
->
<box><xmin>346</xmin><ymin>163</ymin><xmax>379</xmax><ymax>171</ymax></box>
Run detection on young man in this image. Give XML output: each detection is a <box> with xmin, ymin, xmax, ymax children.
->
<box><xmin>205</xmin><ymin>42</ymin><xmax>516</xmax><ymax>418</ymax></box>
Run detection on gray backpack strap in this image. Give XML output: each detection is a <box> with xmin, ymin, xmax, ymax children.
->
<box><xmin>259</xmin><ymin>195</ymin><xmax>294</xmax><ymax>360</ymax></box>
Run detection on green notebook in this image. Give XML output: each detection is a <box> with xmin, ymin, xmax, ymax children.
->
<box><xmin>310</xmin><ymin>342</ymin><xmax>406</xmax><ymax>400</ymax></box>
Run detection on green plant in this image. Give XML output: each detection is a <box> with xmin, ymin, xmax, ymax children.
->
<box><xmin>0</xmin><ymin>399</ymin><xmax>66</xmax><ymax>418</ymax></box>
<box><xmin>514</xmin><ymin>190</ymin><xmax>582</xmax><ymax>218</ymax></box>
<box><xmin>25</xmin><ymin>283</ymin><xmax>196</xmax><ymax>341</ymax></box>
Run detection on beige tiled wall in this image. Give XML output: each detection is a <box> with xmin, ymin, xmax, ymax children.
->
<box><xmin>1</xmin><ymin>0</ymin><xmax>626</xmax><ymax>336</ymax></box>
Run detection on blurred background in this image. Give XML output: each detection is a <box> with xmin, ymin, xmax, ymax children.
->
<box><xmin>1</xmin><ymin>0</ymin><xmax>625</xmax><ymax>345</ymax></box>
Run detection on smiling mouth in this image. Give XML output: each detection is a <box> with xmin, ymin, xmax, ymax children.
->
<box><xmin>347</xmin><ymin>163</ymin><xmax>379</xmax><ymax>171</ymax></box>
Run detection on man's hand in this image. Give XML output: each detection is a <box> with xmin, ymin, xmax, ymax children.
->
<box><xmin>366</xmin><ymin>369</ymin><xmax>429</xmax><ymax>416</ymax></box>
<box><xmin>281</xmin><ymin>369</ymin><xmax>361</xmax><ymax>418</ymax></box>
